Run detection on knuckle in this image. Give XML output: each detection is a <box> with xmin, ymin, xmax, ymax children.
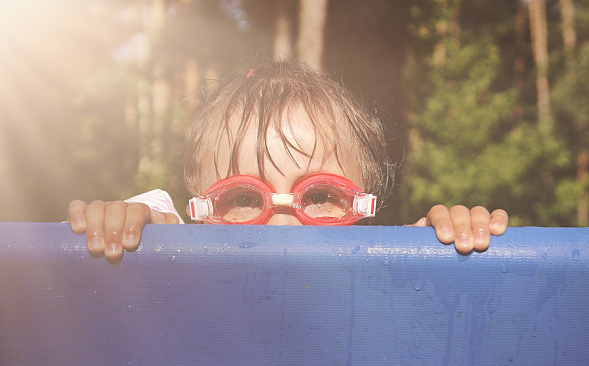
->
<box><xmin>431</xmin><ymin>204</ymin><xmax>447</xmax><ymax>211</ymax></box>
<box><xmin>128</xmin><ymin>202</ymin><xmax>150</xmax><ymax>211</ymax></box>
<box><xmin>451</xmin><ymin>204</ymin><xmax>468</xmax><ymax>211</ymax></box>
<box><xmin>88</xmin><ymin>200</ymin><xmax>106</xmax><ymax>209</ymax></box>
<box><xmin>471</xmin><ymin>205</ymin><xmax>488</xmax><ymax>212</ymax></box>
<box><xmin>69</xmin><ymin>199</ymin><xmax>85</xmax><ymax>208</ymax></box>
<box><xmin>493</xmin><ymin>208</ymin><xmax>508</xmax><ymax>217</ymax></box>
<box><xmin>106</xmin><ymin>200</ymin><xmax>127</xmax><ymax>209</ymax></box>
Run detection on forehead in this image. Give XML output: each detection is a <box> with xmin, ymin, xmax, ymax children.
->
<box><xmin>198</xmin><ymin>103</ymin><xmax>363</xmax><ymax>191</ymax></box>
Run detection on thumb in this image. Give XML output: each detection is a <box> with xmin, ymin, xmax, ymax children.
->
<box><xmin>150</xmin><ymin>210</ymin><xmax>180</xmax><ymax>224</ymax></box>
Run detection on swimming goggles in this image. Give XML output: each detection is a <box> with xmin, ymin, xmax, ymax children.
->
<box><xmin>186</xmin><ymin>173</ymin><xmax>376</xmax><ymax>225</ymax></box>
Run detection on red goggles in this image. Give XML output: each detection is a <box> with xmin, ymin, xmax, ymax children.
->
<box><xmin>186</xmin><ymin>173</ymin><xmax>376</xmax><ymax>225</ymax></box>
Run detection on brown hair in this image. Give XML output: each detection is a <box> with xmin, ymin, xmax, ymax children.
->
<box><xmin>184</xmin><ymin>60</ymin><xmax>394</xmax><ymax>208</ymax></box>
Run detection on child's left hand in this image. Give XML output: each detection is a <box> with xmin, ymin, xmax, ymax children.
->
<box><xmin>411</xmin><ymin>205</ymin><xmax>508</xmax><ymax>254</ymax></box>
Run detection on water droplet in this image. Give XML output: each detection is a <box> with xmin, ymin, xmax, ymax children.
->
<box><xmin>572</xmin><ymin>249</ymin><xmax>580</xmax><ymax>261</ymax></box>
<box><xmin>433</xmin><ymin>305</ymin><xmax>445</xmax><ymax>314</ymax></box>
<box><xmin>412</xmin><ymin>280</ymin><xmax>424</xmax><ymax>291</ymax></box>
<box><xmin>155</xmin><ymin>245</ymin><xmax>162</xmax><ymax>253</ymax></box>
<box><xmin>127</xmin><ymin>305</ymin><xmax>132</xmax><ymax>312</ymax></box>
<box><xmin>46</xmin><ymin>284</ymin><xmax>53</xmax><ymax>291</ymax></box>
<box><xmin>240</xmin><ymin>242</ymin><xmax>256</xmax><ymax>249</ymax></box>
<box><xmin>382</xmin><ymin>256</ymin><xmax>391</xmax><ymax>266</ymax></box>
<box><xmin>169</xmin><ymin>255</ymin><xmax>177</xmax><ymax>264</ymax></box>
<box><xmin>501</xmin><ymin>263</ymin><xmax>508</xmax><ymax>273</ymax></box>
<box><xmin>162</xmin><ymin>281</ymin><xmax>172</xmax><ymax>298</ymax></box>
<box><xmin>352</xmin><ymin>246</ymin><xmax>360</xmax><ymax>254</ymax></box>
<box><xmin>283</xmin><ymin>248</ymin><xmax>289</xmax><ymax>257</ymax></box>
<box><xmin>541</xmin><ymin>253</ymin><xmax>547</xmax><ymax>260</ymax></box>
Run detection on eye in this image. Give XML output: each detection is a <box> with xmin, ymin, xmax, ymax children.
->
<box><xmin>310</xmin><ymin>192</ymin><xmax>330</xmax><ymax>205</ymax></box>
<box><xmin>236</xmin><ymin>194</ymin><xmax>255</xmax><ymax>207</ymax></box>
<box><xmin>214</xmin><ymin>187</ymin><xmax>265</xmax><ymax>223</ymax></box>
<box><xmin>300</xmin><ymin>185</ymin><xmax>350</xmax><ymax>219</ymax></box>
<box><xmin>225</xmin><ymin>192</ymin><xmax>262</xmax><ymax>209</ymax></box>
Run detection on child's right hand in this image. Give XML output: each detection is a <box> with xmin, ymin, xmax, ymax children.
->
<box><xmin>67</xmin><ymin>200</ymin><xmax>179</xmax><ymax>263</ymax></box>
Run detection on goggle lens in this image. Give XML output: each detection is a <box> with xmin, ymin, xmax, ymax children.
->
<box><xmin>212</xmin><ymin>186</ymin><xmax>265</xmax><ymax>223</ymax></box>
<box><xmin>300</xmin><ymin>184</ymin><xmax>351</xmax><ymax>220</ymax></box>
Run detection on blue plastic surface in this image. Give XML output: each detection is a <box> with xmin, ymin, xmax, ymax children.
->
<box><xmin>0</xmin><ymin>223</ymin><xmax>588</xmax><ymax>365</ymax></box>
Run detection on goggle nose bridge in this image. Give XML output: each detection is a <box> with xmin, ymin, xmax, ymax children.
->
<box><xmin>269</xmin><ymin>193</ymin><xmax>295</xmax><ymax>207</ymax></box>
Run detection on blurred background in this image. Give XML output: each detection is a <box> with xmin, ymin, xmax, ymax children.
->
<box><xmin>0</xmin><ymin>0</ymin><xmax>587</xmax><ymax>226</ymax></box>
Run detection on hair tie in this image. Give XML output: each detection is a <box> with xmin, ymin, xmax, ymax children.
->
<box><xmin>246</xmin><ymin>69</ymin><xmax>255</xmax><ymax>78</ymax></box>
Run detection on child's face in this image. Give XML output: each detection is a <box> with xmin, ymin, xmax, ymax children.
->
<box><xmin>197</xmin><ymin>106</ymin><xmax>363</xmax><ymax>225</ymax></box>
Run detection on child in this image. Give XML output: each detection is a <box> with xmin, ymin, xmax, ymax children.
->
<box><xmin>68</xmin><ymin>60</ymin><xmax>508</xmax><ymax>263</ymax></box>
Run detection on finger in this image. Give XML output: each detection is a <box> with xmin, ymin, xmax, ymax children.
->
<box><xmin>122</xmin><ymin>203</ymin><xmax>151</xmax><ymax>252</ymax></box>
<box><xmin>470</xmin><ymin>206</ymin><xmax>491</xmax><ymax>252</ymax></box>
<box><xmin>84</xmin><ymin>200</ymin><xmax>106</xmax><ymax>257</ymax></box>
<box><xmin>449</xmin><ymin>205</ymin><xmax>474</xmax><ymax>254</ymax></box>
<box><xmin>149</xmin><ymin>210</ymin><xmax>180</xmax><ymax>224</ymax></box>
<box><xmin>103</xmin><ymin>201</ymin><xmax>127</xmax><ymax>261</ymax></box>
<box><xmin>426</xmin><ymin>204</ymin><xmax>454</xmax><ymax>244</ymax></box>
<box><xmin>163</xmin><ymin>212</ymin><xmax>180</xmax><ymax>224</ymax></box>
<box><xmin>407</xmin><ymin>217</ymin><xmax>427</xmax><ymax>227</ymax></box>
<box><xmin>68</xmin><ymin>200</ymin><xmax>88</xmax><ymax>234</ymax></box>
<box><xmin>489</xmin><ymin>209</ymin><xmax>509</xmax><ymax>236</ymax></box>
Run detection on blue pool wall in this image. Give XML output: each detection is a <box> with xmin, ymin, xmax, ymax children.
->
<box><xmin>0</xmin><ymin>223</ymin><xmax>588</xmax><ymax>365</ymax></box>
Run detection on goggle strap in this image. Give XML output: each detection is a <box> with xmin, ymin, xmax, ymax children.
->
<box><xmin>354</xmin><ymin>194</ymin><xmax>377</xmax><ymax>218</ymax></box>
<box><xmin>188</xmin><ymin>197</ymin><xmax>213</xmax><ymax>221</ymax></box>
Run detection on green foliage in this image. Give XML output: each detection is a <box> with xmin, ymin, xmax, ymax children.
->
<box><xmin>399</xmin><ymin>0</ymin><xmax>589</xmax><ymax>227</ymax></box>
<box><xmin>401</xmin><ymin>32</ymin><xmax>572</xmax><ymax>225</ymax></box>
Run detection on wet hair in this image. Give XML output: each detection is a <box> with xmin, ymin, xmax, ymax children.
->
<box><xmin>184</xmin><ymin>60</ymin><xmax>394</xmax><ymax>207</ymax></box>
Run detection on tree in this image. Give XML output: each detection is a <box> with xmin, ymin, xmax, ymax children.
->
<box><xmin>401</xmin><ymin>0</ymin><xmax>570</xmax><ymax>226</ymax></box>
<box><xmin>297</xmin><ymin>0</ymin><xmax>329</xmax><ymax>70</ymax></box>
<box><xmin>529</xmin><ymin>0</ymin><xmax>552</xmax><ymax>133</ymax></box>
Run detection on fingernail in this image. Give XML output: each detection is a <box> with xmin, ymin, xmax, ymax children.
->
<box><xmin>475</xmin><ymin>228</ymin><xmax>486</xmax><ymax>244</ymax></box>
<box><xmin>89</xmin><ymin>236</ymin><xmax>103</xmax><ymax>250</ymax></box>
<box><xmin>457</xmin><ymin>233</ymin><xmax>470</xmax><ymax>249</ymax></box>
<box><xmin>106</xmin><ymin>242</ymin><xmax>120</xmax><ymax>255</ymax></box>
<box><xmin>490</xmin><ymin>221</ymin><xmax>503</xmax><ymax>231</ymax></box>
<box><xmin>72</xmin><ymin>219</ymin><xmax>84</xmax><ymax>231</ymax></box>
<box><xmin>124</xmin><ymin>233</ymin><xmax>137</xmax><ymax>247</ymax></box>
<box><xmin>441</xmin><ymin>226</ymin><xmax>453</xmax><ymax>239</ymax></box>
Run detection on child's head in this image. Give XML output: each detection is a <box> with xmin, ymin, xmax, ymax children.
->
<box><xmin>184</xmin><ymin>60</ymin><xmax>393</xmax><ymax>224</ymax></box>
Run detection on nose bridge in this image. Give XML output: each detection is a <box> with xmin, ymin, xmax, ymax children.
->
<box><xmin>266</xmin><ymin>206</ymin><xmax>303</xmax><ymax>225</ymax></box>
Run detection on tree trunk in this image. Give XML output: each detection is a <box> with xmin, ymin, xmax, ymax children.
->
<box><xmin>432</xmin><ymin>0</ymin><xmax>448</xmax><ymax>68</ymax></box>
<box><xmin>274</xmin><ymin>0</ymin><xmax>293</xmax><ymax>61</ymax></box>
<box><xmin>513</xmin><ymin>0</ymin><xmax>526</xmax><ymax>121</ymax></box>
<box><xmin>528</xmin><ymin>0</ymin><xmax>551</xmax><ymax>133</ymax></box>
<box><xmin>432</xmin><ymin>0</ymin><xmax>460</xmax><ymax>69</ymax></box>
<box><xmin>297</xmin><ymin>0</ymin><xmax>329</xmax><ymax>70</ymax></box>
<box><xmin>560</xmin><ymin>0</ymin><xmax>576</xmax><ymax>61</ymax></box>
<box><xmin>558</xmin><ymin>0</ymin><xmax>586</xmax><ymax>226</ymax></box>
<box><xmin>575</xmin><ymin>152</ymin><xmax>588</xmax><ymax>231</ymax></box>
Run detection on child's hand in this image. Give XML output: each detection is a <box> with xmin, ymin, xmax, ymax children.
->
<box><xmin>67</xmin><ymin>200</ymin><xmax>179</xmax><ymax>263</ymax></box>
<box><xmin>411</xmin><ymin>205</ymin><xmax>508</xmax><ymax>255</ymax></box>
